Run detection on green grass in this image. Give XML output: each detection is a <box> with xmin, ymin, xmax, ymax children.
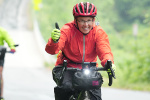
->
<box><xmin>102</xmin><ymin>75</ymin><xmax>150</xmax><ymax>91</ymax></box>
<box><xmin>44</xmin><ymin>61</ymin><xmax>55</xmax><ymax>69</ymax></box>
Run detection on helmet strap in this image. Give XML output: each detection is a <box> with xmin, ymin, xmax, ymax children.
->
<box><xmin>74</xmin><ymin>19</ymin><xmax>79</xmax><ymax>29</ymax></box>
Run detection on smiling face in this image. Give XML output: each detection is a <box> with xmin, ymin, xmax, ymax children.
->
<box><xmin>76</xmin><ymin>17</ymin><xmax>95</xmax><ymax>34</ymax></box>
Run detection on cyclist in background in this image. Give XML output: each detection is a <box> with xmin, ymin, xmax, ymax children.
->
<box><xmin>0</xmin><ymin>27</ymin><xmax>16</xmax><ymax>100</ymax></box>
<box><xmin>45</xmin><ymin>2</ymin><xmax>116</xmax><ymax>100</ymax></box>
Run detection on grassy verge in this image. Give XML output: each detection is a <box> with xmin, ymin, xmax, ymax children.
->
<box><xmin>102</xmin><ymin>75</ymin><xmax>150</xmax><ymax>91</ymax></box>
<box><xmin>44</xmin><ymin>61</ymin><xmax>55</xmax><ymax>70</ymax></box>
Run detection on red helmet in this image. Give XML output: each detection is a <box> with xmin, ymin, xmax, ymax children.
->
<box><xmin>73</xmin><ymin>2</ymin><xmax>97</xmax><ymax>17</ymax></box>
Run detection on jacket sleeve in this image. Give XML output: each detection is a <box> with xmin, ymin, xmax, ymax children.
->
<box><xmin>45</xmin><ymin>30</ymin><xmax>67</xmax><ymax>55</ymax></box>
<box><xmin>2</xmin><ymin>29</ymin><xmax>15</xmax><ymax>49</ymax></box>
<box><xmin>95</xmin><ymin>28</ymin><xmax>114</xmax><ymax>67</ymax></box>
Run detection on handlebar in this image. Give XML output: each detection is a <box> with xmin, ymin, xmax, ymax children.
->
<box><xmin>0</xmin><ymin>44</ymin><xmax>19</xmax><ymax>53</ymax></box>
<box><xmin>60</xmin><ymin>60</ymin><xmax>116</xmax><ymax>86</ymax></box>
<box><xmin>14</xmin><ymin>44</ymin><xmax>19</xmax><ymax>47</ymax></box>
<box><xmin>7</xmin><ymin>44</ymin><xmax>19</xmax><ymax>53</ymax></box>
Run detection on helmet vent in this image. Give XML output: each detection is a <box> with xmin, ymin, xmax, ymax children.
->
<box><xmin>88</xmin><ymin>4</ymin><xmax>92</xmax><ymax>13</ymax></box>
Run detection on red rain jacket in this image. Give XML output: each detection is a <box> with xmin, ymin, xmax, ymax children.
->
<box><xmin>45</xmin><ymin>21</ymin><xmax>114</xmax><ymax>69</ymax></box>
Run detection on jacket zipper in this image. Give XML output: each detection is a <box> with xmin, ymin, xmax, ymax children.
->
<box><xmin>82</xmin><ymin>35</ymin><xmax>85</xmax><ymax>63</ymax></box>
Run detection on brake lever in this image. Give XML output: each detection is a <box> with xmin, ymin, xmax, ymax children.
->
<box><xmin>105</xmin><ymin>60</ymin><xmax>116</xmax><ymax>86</ymax></box>
<box><xmin>110</xmin><ymin>67</ymin><xmax>116</xmax><ymax>79</ymax></box>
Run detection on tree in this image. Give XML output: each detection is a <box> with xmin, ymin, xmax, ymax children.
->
<box><xmin>114</xmin><ymin>0</ymin><xmax>150</xmax><ymax>24</ymax></box>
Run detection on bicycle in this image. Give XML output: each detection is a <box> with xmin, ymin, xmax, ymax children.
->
<box><xmin>0</xmin><ymin>44</ymin><xmax>19</xmax><ymax>97</ymax></box>
<box><xmin>57</xmin><ymin>60</ymin><xmax>116</xmax><ymax>100</ymax></box>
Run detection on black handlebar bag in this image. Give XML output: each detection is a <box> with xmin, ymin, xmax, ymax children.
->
<box><xmin>72</xmin><ymin>71</ymin><xmax>103</xmax><ymax>90</ymax></box>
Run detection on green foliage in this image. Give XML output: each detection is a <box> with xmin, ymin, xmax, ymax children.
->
<box><xmin>112</xmin><ymin>26</ymin><xmax>150</xmax><ymax>84</ymax></box>
<box><xmin>144</xmin><ymin>14</ymin><xmax>150</xmax><ymax>25</ymax></box>
<box><xmin>114</xmin><ymin>0</ymin><xmax>150</xmax><ymax>31</ymax></box>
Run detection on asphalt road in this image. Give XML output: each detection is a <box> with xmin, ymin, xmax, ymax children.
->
<box><xmin>2</xmin><ymin>14</ymin><xmax>56</xmax><ymax>100</ymax></box>
<box><xmin>0</xmin><ymin>0</ymin><xmax>150</xmax><ymax>100</ymax></box>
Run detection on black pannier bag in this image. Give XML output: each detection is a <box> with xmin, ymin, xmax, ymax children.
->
<box><xmin>52</xmin><ymin>66</ymin><xmax>63</xmax><ymax>85</ymax></box>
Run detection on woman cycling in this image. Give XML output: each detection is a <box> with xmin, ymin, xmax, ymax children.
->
<box><xmin>45</xmin><ymin>2</ymin><xmax>116</xmax><ymax>100</ymax></box>
<box><xmin>0</xmin><ymin>27</ymin><xmax>16</xmax><ymax>100</ymax></box>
